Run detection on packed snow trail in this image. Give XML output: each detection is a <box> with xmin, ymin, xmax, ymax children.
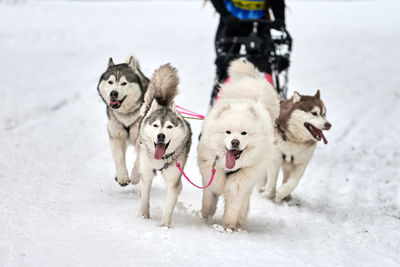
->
<box><xmin>0</xmin><ymin>1</ymin><xmax>399</xmax><ymax>266</ymax></box>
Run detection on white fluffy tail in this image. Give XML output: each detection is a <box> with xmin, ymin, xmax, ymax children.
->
<box><xmin>228</xmin><ymin>59</ymin><xmax>263</xmax><ymax>80</ymax></box>
<box><xmin>220</xmin><ymin>59</ymin><xmax>280</xmax><ymax>122</ymax></box>
<box><xmin>141</xmin><ymin>64</ymin><xmax>179</xmax><ymax>113</ymax></box>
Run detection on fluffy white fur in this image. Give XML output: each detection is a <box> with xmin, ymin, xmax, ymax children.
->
<box><xmin>198</xmin><ymin>59</ymin><xmax>281</xmax><ymax>231</ymax></box>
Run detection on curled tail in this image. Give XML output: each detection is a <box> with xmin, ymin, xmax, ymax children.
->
<box><xmin>228</xmin><ymin>59</ymin><xmax>263</xmax><ymax>81</ymax></box>
<box><xmin>141</xmin><ymin>64</ymin><xmax>179</xmax><ymax>113</ymax></box>
<box><xmin>220</xmin><ymin>59</ymin><xmax>280</xmax><ymax>122</ymax></box>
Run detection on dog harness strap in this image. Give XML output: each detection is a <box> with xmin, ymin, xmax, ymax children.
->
<box><xmin>123</xmin><ymin>125</ymin><xmax>130</xmax><ymax>132</ymax></box>
<box><xmin>158</xmin><ymin>163</ymin><xmax>170</xmax><ymax>172</ymax></box>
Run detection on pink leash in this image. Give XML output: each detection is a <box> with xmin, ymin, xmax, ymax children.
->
<box><xmin>174</xmin><ymin>106</ymin><xmax>213</xmax><ymax>188</ymax></box>
<box><xmin>175</xmin><ymin>159</ymin><xmax>217</xmax><ymax>189</ymax></box>
<box><xmin>176</xmin><ymin>105</ymin><xmax>205</xmax><ymax>120</ymax></box>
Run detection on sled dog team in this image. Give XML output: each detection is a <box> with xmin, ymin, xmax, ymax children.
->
<box><xmin>97</xmin><ymin>56</ymin><xmax>331</xmax><ymax>230</ymax></box>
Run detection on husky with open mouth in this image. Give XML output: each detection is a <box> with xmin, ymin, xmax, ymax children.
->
<box><xmin>134</xmin><ymin>64</ymin><xmax>191</xmax><ymax>227</ymax></box>
<box><xmin>97</xmin><ymin>56</ymin><xmax>149</xmax><ymax>186</ymax></box>
<box><xmin>198</xmin><ymin>59</ymin><xmax>280</xmax><ymax>231</ymax></box>
<box><xmin>258</xmin><ymin>90</ymin><xmax>332</xmax><ymax>202</ymax></box>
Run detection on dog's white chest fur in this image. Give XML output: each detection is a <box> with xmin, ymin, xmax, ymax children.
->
<box><xmin>113</xmin><ymin>110</ymin><xmax>141</xmax><ymax>128</ymax></box>
<box><xmin>141</xmin><ymin>151</ymin><xmax>168</xmax><ymax>170</ymax></box>
<box><xmin>278</xmin><ymin>138</ymin><xmax>316</xmax><ymax>165</ymax></box>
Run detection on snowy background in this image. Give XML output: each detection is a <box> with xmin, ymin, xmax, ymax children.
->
<box><xmin>0</xmin><ymin>0</ymin><xmax>399</xmax><ymax>266</ymax></box>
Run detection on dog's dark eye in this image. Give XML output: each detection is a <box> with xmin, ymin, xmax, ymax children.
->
<box><xmin>121</xmin><ymin>82</ymin><xmax>127</xmax><ymax>86</ymax></box>
<box><xmin>226</xmin><ymin>130</ymin><xmax>231</xmax><ymax>134</ymax></box>
<box><xmin>312</xmin><ymin>112</ymin><xmax>318</xmax><ymax>116</ymax></box>
<box><xmin>108</xmin><ymin>80</ymin><xmax>113</xmax><ymax>85</ymax></box>
<box><xmin>241</xmin><ymin>131</ymin><xmax>247</xmax><ymax>135</ymax></box>
<box><xmin>153</xmin><ymin>124</ymin><xmax>158</xmax><ymax>128</ymax></box>
<box><xmin>167</xmin><ymin>125</ymin><xmax>173</xmax><ymax>129</ymax></box>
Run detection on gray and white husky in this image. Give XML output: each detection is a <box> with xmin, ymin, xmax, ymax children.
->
<box><xmin>97</xmin><ymin>56</ymin><xmax>149</xmax><ymax>186</ymax></box>
<box><xmin>258</xmin><ymin>90</ymin><xmax>332</xmax><ymax>202</ymax></box>
<box><xmin>133</xmin><ymin>64</ymin><xmax>192</xmax><ymax>227</ymax></box>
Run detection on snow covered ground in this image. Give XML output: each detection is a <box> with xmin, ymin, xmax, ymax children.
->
<box><xmin>0</xmin><ymin>0</ymin><xmax>399</xmax><ymax>266</ymax></box>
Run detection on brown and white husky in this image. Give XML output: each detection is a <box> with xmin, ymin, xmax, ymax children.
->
<box><xmin>258</xmin><ymin>90</ymin><xmax>332</xmax><ymax>202</ymax></box>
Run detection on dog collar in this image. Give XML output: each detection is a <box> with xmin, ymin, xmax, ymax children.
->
<box><xmin>276</xmin><ymin>124</ymin><xmax>288</xmax><ymax>141</ymax></box>
<box><xmin>161</xmin><ymin>152</ymin><xmax>175</xmax><ymax>160</ymax></box>
<box><xmin>276</xmin><ymin>124</ymin><xmax>317</xmax><ymax>145</ymax></box>
<box><xmin>156</xmin><ymin>152</ymin><xmax>176</xmax><ymax>172</ymax></box>
<box><xmin>226</xmin><ymin>168</ymin><xmax>241</xmax><ymax>177</ymax></box>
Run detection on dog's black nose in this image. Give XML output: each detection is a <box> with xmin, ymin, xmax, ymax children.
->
<box><xmin>325</xmin><ymin>122</ymin><xmax>332</xmax><ymax>130</ymax></box>
<box><xmin>231</xmin><ymin>139</ymin><xmax>240</xmax><ymax>148</ymax></box>
<box><xmin>110</xmin><ymin>90</ymin><xmax>118</xmax><ymax>100</ymax></box>
<box><xmin>157</xmin><ymin>133</ymin><xmax>165</xmax><ymax>142</ymax></box>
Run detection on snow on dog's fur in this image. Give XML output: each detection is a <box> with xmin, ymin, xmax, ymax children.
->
<box><xmin>198</xmin><ymin>59</ymin><xmax>281</xmax><ymax>231</ymax></box>
<box><xmin>133</xmin><ymin>64</ymin><xmax>192</xmax><ymax>227</ymax></box>
<box><xmin>257</xmin><ymin>90</ymin><xmax>332</xmax><ymax>202</ymax></box>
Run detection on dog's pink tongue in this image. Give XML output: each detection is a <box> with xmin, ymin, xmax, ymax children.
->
<box><xmin>320</xmin><ymin>131</ymin><xmax>328</xmax><ymax>145</ymax></box>
<box><xmin>225</xmin><ymin>151</ymin><xmax>236</xmax><ymax>169</ymax></box>
<box><xmin>314</xmin><ymin>128</ymin><xmax>328</xmax><ymax>145</ymax></box>
<box><xmin>154</xmin><ymin>143</ymin><xmax>166</xmax><ymax>160</ymax></box>
<box><xmin>110</xmin><ymin>100</ymin><xmax>120</xmax><ymax>106</ymax></box>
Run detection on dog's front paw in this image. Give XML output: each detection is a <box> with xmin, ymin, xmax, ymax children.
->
<box><xmin>115</xmin><ymin>176</ymin><xmax>130</xmax><ymax>187</ymax></box>
<box><xmin>282</xmin><ymin>194</ymin><xmax>292</xmax><ymax>202</ymax></box>
<box><xmin>129</xmin><ymin>174</ymin><xmax>140</xmax><ymax>185</ymax></box>
<box><xmin>274</xmin><ymin>190</ymin><xmax>288</xmax><ymax>203</ymax></box>
<box><xmin>201</xmin><ymin>209</ymin><xmax>211</xmax><ymax>219</ymax></box>
<box><xmin>159</xmin><ymin>222</ymin><xmax>172</xmax><ymax>228</ymax></box>
<box><xmin>138</xmin><ymin>209</ymin><xmax>150</xmax><ymax>219</ymax></box>
<box><xmin>274</xmin><ymin>196</ymin><xmax>283</xmax><ymax>203</ymax></box>
<box><xmin>223</xmin><ymin>223</ymin><xmax>238</xmax><ymax>232</ymax></box>
<box><xmin>265</xmin><ymin>189</ymin><xmax>276</xmax><ymax>200</ymax></box>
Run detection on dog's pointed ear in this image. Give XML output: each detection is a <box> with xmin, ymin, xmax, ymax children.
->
<box><xmin>128</xmin><ymin>56</ymin><xmax>149</xmax><ymax>90</ymax></box>
<box><xmin>315</xmin><ymin>89</ymin><xmax>321</xmax><ymax>99</ymax></box>
<box><xmin>293</xmin><ymin>91</ymin><xmax>301</xmax><ymax>103</ymax></box>
<box><xmin>108</xmin><ymin>58</ymin><xmax>114</xmax><ymax>68</ymax></box>
<box><xmin>128</xmin><ymin>56</ymin><xmax>138</xmax><ymax>70</ymax></box>
<box><xmin>170</xmin><ymin>102</ymin><xmax>182</xmax><ymax>117</ymax></box>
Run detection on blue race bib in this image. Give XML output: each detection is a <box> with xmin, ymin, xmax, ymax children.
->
<box><xmin>224</xmin><ymin>0</ymin><xmax>266</xmax><ymax>19</ymax></box>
